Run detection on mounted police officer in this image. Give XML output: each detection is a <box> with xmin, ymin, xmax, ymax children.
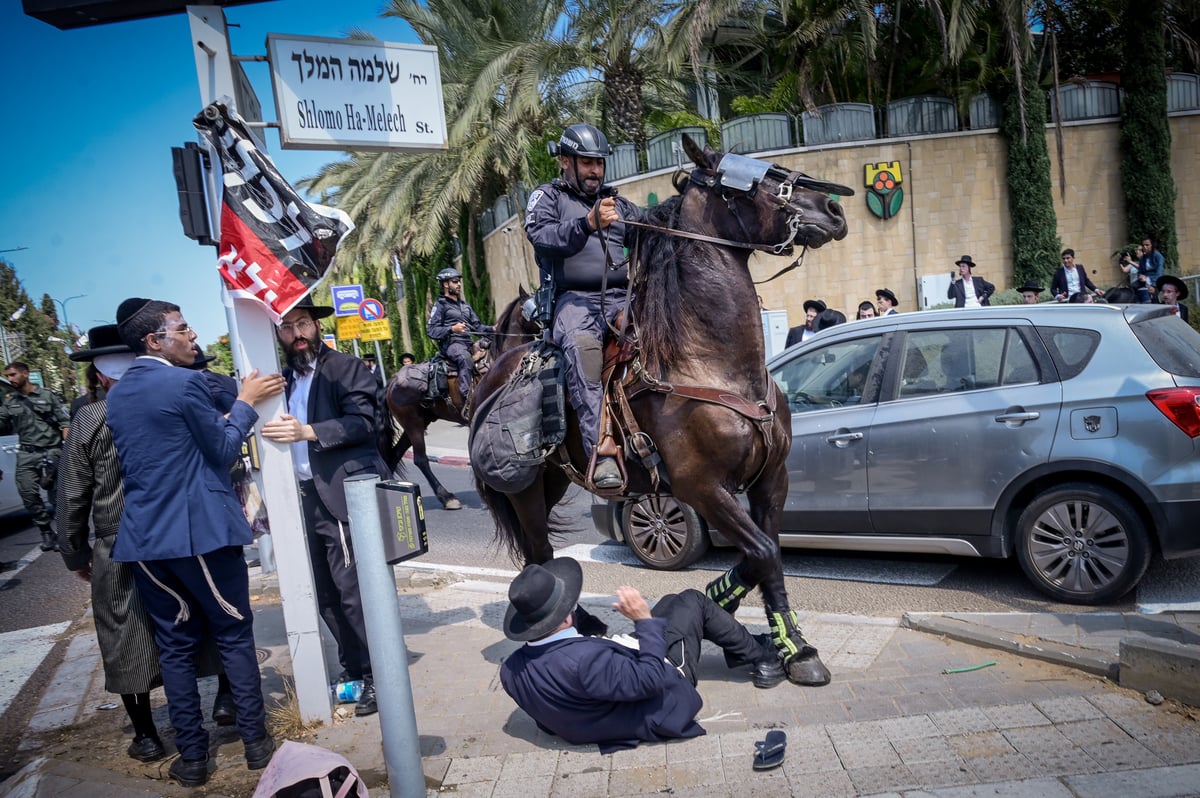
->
<box><xmin>426</xmin><ymin>267</ymin><xmax>493</xmax><ymax>406</ymax></box>
<box><xmin>524</xmin><ymin>123</ymin><xmax>642</xmax><ymax>490</ymax></box>
<box><xmin>0</xmin><ymin>362</ymin><xmax>70</xmax><ymax>551</ymax></box>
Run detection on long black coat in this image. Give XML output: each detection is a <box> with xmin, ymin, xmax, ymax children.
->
<box><xmin>499</xmin><ymin>617</ymin><xmax>704</xmax><ymax>753</ymax></box>
<box><xmin>285</xmin><ymin>346</ymin><xmax>389</xmax><ymax>522</ymax></box>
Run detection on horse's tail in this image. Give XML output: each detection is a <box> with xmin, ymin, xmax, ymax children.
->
<box><xmin>473</xmin><ymin>473</ymin><xmax>527</xmax><ymax>566</ymax></box>
<box><xmin>377</xmin><ymin>376</ymin><xmax>405</xmax><ymax>476</ymax></box>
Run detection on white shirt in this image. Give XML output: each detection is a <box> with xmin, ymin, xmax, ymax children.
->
<box><xmin>1065</xmin><ymin>267</ymin><xmax>1081</xmax><ymax>297</ymax></box>
<box><xmin>288</xmin><ymin>370</ymin><xmax>315</xmax><ymax>480</ymax></box>
<box><xmin>963</xmin><ymin>277</ymin><xmax>981</xmax><ymax>308</ymax></box>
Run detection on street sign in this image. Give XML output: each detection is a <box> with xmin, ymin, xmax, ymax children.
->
<box><xmin>322</xmin><ymin>334</ymin><xmax>337</xmax><ymax>349</ymax></box>
<box><xmin>332</xmin><ymin>284</ymin><xmax>364</xmax><ymax>317</ymax></box>
<box><xmin>359</xmin><ymin>319</ymin><xmax>390</xmax><ymax>341</ymax></box>
<box><xmin>359</xmin><ymin>298</ymin><xmax>385</xmax><ymax>321</ymax></box>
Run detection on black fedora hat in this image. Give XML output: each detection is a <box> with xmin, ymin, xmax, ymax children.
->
<box><xmin>70</xmin><ymin>324</ymin><xmax>132</xmax><ymax>362</ymax></box>
<box><xmin>288</xmin><ymin>295</ymin><xmax>335</xmax><ymax>320</ymax></box>
<box><xmin>802</xmin><ymin>299</ymin><xmax>827</xmax><ymax>314</ymax></box>
<box><xmin>503</xmin><ymin>557</ymin><xmax>583</xmax><ymax>642</ymax></box>
<box><xmin>183</xmin><ymin>343</ymin><xmax>218</xmax><ymax>370</ymax></box>
<box><xmin>1156</xmin><ymin>274</ymin><xmax>1189</xmax><ymax>301</ymax></box>
<box><xmin>1019</xmin><ymin>279</ymin><xmax>1045</xmax><ymax>294</ymax></box>
<box><xmin>875</xmin><ymin>288</ymin><xmax>899</xmax><ymax>306</ymax></box>
<box><xmin>955</xmin><ymin>255</ymin><xmax>976</xmax><ymax>268</ymax></box>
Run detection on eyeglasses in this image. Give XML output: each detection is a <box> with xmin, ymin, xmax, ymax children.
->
<box><xmin>279</xmin><ymin>318</ymin><xmax>317</xmax><ymax>335</ymax></box>
<box><xmin>446</xmin><ymin>279</ymin><xmax>462</xmax><ymax>284</ymax></box>
<box><xmin>149</xmin><ymin>324</ymin><xmax>193</xmax><ymax>339</ymax></box>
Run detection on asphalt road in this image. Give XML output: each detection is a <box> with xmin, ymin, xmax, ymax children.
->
<box><xmin>396</xmin><ymin>462</ymin><xmax>1200</xmax><ymax>618</ymax></box>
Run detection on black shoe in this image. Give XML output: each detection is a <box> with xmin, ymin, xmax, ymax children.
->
<box><xmin>752</xmin><ymin>657</ymin><xmax>786</xmax><ymax>689</ymax></box>
<box><xmin>127</xmin><ymin>735</ymin><xmax>166</xmax><ymax>762</ymax></box>
<box><xmin>38</xmin><ymin>527</ymin><xmax>58</xmax><ymax>552</ymax></box>
<box><xmin>168</xmin><ymin>755</ymin><xmax>210</xmax><ymax>787</ymax></box>
<box><xmin>330</xmin><ymin>669</ymin><xmax>351</xmax><ymax>686</ymax></box>
<box><xmin>244</xmin><ymin>736</ymin><xmax>275</xmax><ymax>770</ymax></box>
<box><xmin>212</xmin><ymin>692</ymin><xmax>237</xmax><ymax>726</ymax></box>
<box><xmin>355</xmin><ymin>680</ymin><xmax>378</xmax><ymax>716</ymax></box>
<box><xmin>593</xmin><ymin>457</ymin><xmax>622</xmax><ymax>490</ymax></box>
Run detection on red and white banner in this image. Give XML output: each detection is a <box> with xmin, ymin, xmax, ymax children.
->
<box><xmin>194</xmin><ymin>101</ymin><xmax>354</xmax><ymax>322</ymax></box>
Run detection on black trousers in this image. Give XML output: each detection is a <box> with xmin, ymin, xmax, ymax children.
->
<box><xmin>299</xmin><ymin>480</ymin><xmax>372</xmax><ymax>680</ymax></box>
<box><xmin>654</xmin><ymin>589</ymin><xmax>762</xmax><ymax>686</ymax></box>
<box><xmin>443</xmin><ymin>342</ymin><xmax>473</xmax><ymax>399</ymax></box>
<box><xmin>133</xmin><ymin>547</ymin><xmax>266</xmax><ymax>761</ymax></box>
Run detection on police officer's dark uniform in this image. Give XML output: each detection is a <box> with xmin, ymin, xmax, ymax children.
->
<box><xmin>0</xmin><ymin>365</ymin><xmax>70</xmax><ymax>550</ymax></box>
<box><xmin>426</xmin><ymin>268</ymin><xmax>493</xmax><ymax>404</ymax></box>
<box><xmin>524</xmin><ymin>123</ymin><xmax>641</xmax><ymax>489</ymax></box>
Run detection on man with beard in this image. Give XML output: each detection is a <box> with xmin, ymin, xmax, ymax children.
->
<box><xmin>426</xmin><ymin>267</ymin><xmax>491</xmax><ymax>407</ymax></box>
<box><xmin>0</xmin><ymin>361</ymin><xmax>70</xmax><ymax>551</ymax></box>
<box><xmin>525</xmin><ymin>123</ymin><xmax>642</xmax><ymax>490</ymax></box>
<box><xmin>261</xmin><ymin>297</ymin><xmax>390</xmax><ymax>717</ymax></box>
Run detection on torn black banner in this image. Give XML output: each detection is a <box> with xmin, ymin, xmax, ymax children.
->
<box><xmin>194</xmin><ymin>100</ymin><xmax>354</xmax><ymax>321</ymax></box>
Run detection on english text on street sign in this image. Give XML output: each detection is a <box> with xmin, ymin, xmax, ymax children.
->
<box><xmin>267</xmin><ymin>34</ymin><xmax>448</xmax><ymax>152</ymax></box>
<box><xmin>332</xmin><ymin>284</ymin><xmax>364</xmax><ymax>317</ymax></box>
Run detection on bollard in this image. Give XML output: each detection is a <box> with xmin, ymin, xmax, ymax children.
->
<box><xmin>343</xmin><ymin>474</ymin><xmax>425</xmax><ymax>798</ymax></box>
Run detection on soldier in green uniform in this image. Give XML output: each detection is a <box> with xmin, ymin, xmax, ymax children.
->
<box><xmin>0</xmin><ymin>362</ymin><xmax>70</xmax><ymax>551</ymax></box>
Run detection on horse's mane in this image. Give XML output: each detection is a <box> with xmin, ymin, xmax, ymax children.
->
<box><xmin>631</xmin><ymin>196</ymin><xmax>693</xmax><ymax>369</ymax></box>
<box><xmin>491</xmin><ymin>288</ymin><xmax>534</xmax><ymax>353</ymax></box>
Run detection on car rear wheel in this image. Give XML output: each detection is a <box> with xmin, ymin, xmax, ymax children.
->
<box><xmin>1015</xmin><ymin>483</ymin><xmax>1150</xmax><ymax>605</ymax></box>
<box><xmin>623</xmin><ymin>495</ymin><xmax>709</xmax><ymax>570</ymax></box>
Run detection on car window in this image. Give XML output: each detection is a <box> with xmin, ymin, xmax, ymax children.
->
<box><xmin>772</xmin><ymin>335</ymin><xmax>883</xmax><ymax>412</ymax></box>
<box><xmin>1130</xmin><ymin>314</ymin><xmax>1200</xmax><ymax>378</ymax></box>
<box><xmin>1035</xmin><ymin>326</ymin><xmax>1100</xmax><ymax>380</ymax></box>
<box><xmin>898</xmin><ymin>328</ymin><xmax>1032</xmax><ymax>398</ymax></box>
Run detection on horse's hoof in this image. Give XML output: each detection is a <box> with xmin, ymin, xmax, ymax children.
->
<box><xmin>443</xmin><ymin>498</ymin><xmax>462</xmax><ymax>510</ymax></box>
<box><xmin>786</xmin><ymin>648</ymin><xmax>831</xmax><ymax>687</ymax></box>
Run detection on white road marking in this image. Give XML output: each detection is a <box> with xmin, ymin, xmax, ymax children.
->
<box><xmin>0</xmin><ymin>622</ymin><xmax>70</xmax><ymax>716</ymax></box>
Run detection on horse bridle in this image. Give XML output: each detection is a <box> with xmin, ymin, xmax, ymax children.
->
<box><xmin>617</xmin><ymin>152</ymin><xmax>848</xmax><ymax>258</ymax></box>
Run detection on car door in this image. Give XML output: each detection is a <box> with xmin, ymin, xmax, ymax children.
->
<box><xmin>771</xmin><ymin>331</ymin><xmax>886</xmax><ymax>533</ymax></box>
<box><xmin>0</xmin><ymin>433</ymin><xmax>25</xmax><ymax>518</ymax></box>
<box><xmin>867</xmin><ymin>322</ymin><xmax>1061</xmax><ymax>539</ymax></box>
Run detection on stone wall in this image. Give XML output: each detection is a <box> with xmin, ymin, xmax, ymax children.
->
<box><xmin>482</xmin><ymin>113</ymin><xmax>1199</xmax><ymax>329</ymax></box>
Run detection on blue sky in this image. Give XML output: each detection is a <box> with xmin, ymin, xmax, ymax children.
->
<box><xmin>0</xmin><ymin>1</ymin><xmax>418</xmax><ymax>347</ymax></box>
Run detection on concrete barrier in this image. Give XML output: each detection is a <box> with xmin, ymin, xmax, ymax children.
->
<box><xmin>1119</xmin><ymin>637</ymin><xmax>1200</xmax><ymax>707</ymax></box>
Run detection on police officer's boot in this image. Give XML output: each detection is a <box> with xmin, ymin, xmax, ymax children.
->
<box><xmin>38</xmin><ymin>524</ymin><xmax>58</xmax><ymax>552</ymax></box>
<box><xmin>592</xmin><ymin>457</ymin><xmax>622</xmax><ymax>490</ymax></box>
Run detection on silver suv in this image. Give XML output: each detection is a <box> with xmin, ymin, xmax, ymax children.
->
<box><xmin>592</xmin><ymin>304</ymin><xmax>1200</xmax><ymax>604</ymax></box>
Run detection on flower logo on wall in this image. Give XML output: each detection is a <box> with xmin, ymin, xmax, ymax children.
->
<box><xmin>864</xmin><ymin>161</ymin><xmax>904</xmax><ymax>220</ymax></box>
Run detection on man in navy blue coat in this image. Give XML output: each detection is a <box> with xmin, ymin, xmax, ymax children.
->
<box><xmin>107</xmin><ymin>298</ymin><xmax>284</xmax><ymax>787</ymax></box>
<box><xmin>499</xmin><ymin>557</ymin><xmax>784</xmax><ymax>753</ymax></box>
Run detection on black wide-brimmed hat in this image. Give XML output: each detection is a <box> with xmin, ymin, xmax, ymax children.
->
<box><xmin>1156</xmin><ymin>274</ymin><xmax>1189</xmax><ymax>301</ymax></box>
<box><xmin>875</xmin><ymin>288</ymin><xmax>898</xmax><ymax>306</ymax></box>
<box><xmin>69</xmin><ymin>324</ymin><xmax>132</xmax><ymax>362</ymax></box>
<box><xmin>287</xmin><ymin>295</ymin><xmax>335</xmax><ymax>320</ymax></box>
<box><xmin>183</xmin><ymin>343</ymin><xmax>218</xmax><ymax>370</ymax></box>
<box><xmin>955</xmin><ymin>255</ymin><xmax>976</xmax><ymax>268</ymax></box>
<box><xmin>1019</xmin><ymin>280</ymin><xmax>1045</xmax><ymax>294</ymax></box>
<box><xmin>803</xmin><ymin>299</ymin><xmax>827</xmax><ymax>314</ymax></box>
<box><xmin>503</xmin><ymin>557</ymin><xmax>583</xmax><ymax>642</ymax></box>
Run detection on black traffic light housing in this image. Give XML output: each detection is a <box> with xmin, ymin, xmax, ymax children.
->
<box><xmin>171</xmin><ymin>142</ymin><xmax>215</xmax><ymax>247</ymax></box>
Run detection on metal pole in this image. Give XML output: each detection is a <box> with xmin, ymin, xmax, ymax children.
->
<box><xmin>343</xmin><ymin>475</ymin><xmax>424</xmax><ymax>798</ymax></box>
<box><xmin>374</xmin><ymin>339</ymin><xmax>386</xmax><ymax>381</ymax></box>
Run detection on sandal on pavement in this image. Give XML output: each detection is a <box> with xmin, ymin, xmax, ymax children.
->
<box><xmin>753</xmin><ymin>730</ymin><xmax>787</xmax><ymax>771</ymax></box>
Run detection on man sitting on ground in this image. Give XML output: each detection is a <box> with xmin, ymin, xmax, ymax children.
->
<box><xmin>499</xmin><ymin>557</ymin><xmax>785</xmax><ymax>753</ymax></box>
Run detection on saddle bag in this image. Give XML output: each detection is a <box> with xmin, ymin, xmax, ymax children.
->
<box><xmin>470</xmin><ymin>345</ymin><xmax>565</xmax><ymax>493</ymax></box>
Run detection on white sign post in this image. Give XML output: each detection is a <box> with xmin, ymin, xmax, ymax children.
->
<box><xmin>267</xmin><ymin>35</ymin><xmax>448</xmax><ymax>152</ymax></box>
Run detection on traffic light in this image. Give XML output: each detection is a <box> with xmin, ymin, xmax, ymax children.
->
<box><xmin>171</xmin><ymin>142</ymin><xmax>215</xmax><ymax>247</ymax></box>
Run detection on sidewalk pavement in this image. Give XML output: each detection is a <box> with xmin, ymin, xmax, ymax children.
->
<box><xmin>5</xmin><ymin>561</ymin><xmax>1200</xmax><ymax>798</ymax></box>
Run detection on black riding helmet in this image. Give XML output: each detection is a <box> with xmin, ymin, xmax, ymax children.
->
<box><xmin>549</xmin><ymin>124</ymin><xmax>612</xmax><ymax>197</ymax></box>
<box><xmin>436</xmin><ymin>267</ymin><xmax>462</xmax><ymax>283</ymax></box>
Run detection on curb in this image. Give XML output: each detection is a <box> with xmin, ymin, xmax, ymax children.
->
<box><xmin>1120</xmin><ymin>636</ymin><xmax>1200</xmax><ymax>706</ymax></box>
<box><xmin>902</xmin><ymin>612</ymin><xmax>1119</xmax><ymax>680</ymax></box>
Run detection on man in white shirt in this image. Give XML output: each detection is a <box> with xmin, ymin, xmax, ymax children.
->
<box><xmin>947</xmin><ymin>255</ymin><xmax>995</xmax><ymax>308</ymax></box>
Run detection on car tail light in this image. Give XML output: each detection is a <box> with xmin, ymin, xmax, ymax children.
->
<box><xmin>1147</xmin><ymin>388</ymin><xmax>1200</xmax><ymax>438</ymax></box>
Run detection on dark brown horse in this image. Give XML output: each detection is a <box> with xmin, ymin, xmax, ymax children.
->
<box><xmin>380</xmin><ymin>289</ymin><xmax>538</xmax><ymax>508</ymax></box>
<box><xmin>471</xmin><ymin>137</ymin><xmax>853</xmax><ymax>684</ymax></box>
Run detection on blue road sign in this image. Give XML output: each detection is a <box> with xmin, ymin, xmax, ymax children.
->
<box><xmin>359</xmin><ymin>298</ymin><xmax>385</xmax><ymax>321</ymax></box>
<box><xmin>333</xmin><ymin>284</ymin><xmax>365</xmax><ymax>317</ymax></box>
